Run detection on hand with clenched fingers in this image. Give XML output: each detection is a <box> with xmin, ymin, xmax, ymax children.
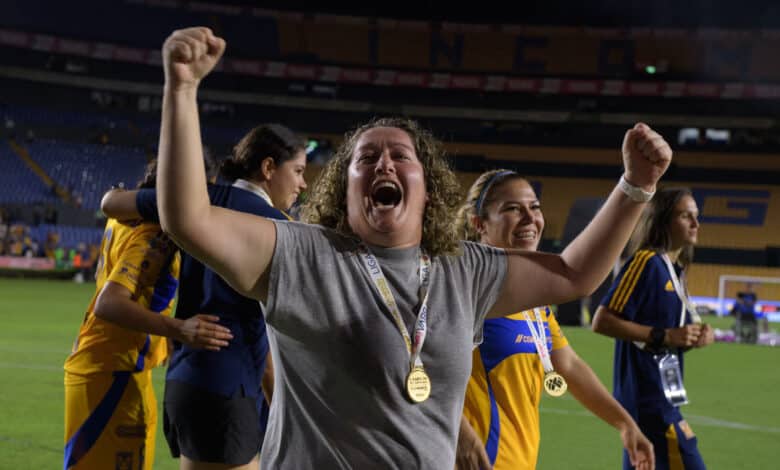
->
<box><xmin>621</xmin><ymin>122</ymin><xmax>673</xmax><ymax>194</ymax></box>
<box><xmin>163</xmin><ymin>27</ymin><xmax>226</xmax><ymax>92</ymax></box>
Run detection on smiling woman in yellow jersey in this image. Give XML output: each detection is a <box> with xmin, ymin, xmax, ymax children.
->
<box><xmin>455</xmin><ymin>170</ymin><xmax>655</xmax><ymax>470</ymax></box>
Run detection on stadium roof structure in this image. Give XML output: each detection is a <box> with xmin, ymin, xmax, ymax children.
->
<box><xmin>236</xmin><ymin>0</ymin><xmax>780</xmax><ymax>29</ymax></box>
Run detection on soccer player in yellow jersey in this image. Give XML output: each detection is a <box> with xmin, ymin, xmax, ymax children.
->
<box><xmin>455</xmin><ymin>170</ymin><xmax>655</xmax><ymax>470</ymax></box>
<box><xmin>63</xmin><ymin>162</ymin><xmax>233</xmax><ymax>470</ymax></box>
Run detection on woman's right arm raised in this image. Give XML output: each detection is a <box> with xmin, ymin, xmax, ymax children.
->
<box><xmin>158</xmin><ymin>27</ymin><xmax>275</xmax><ymax>300</ymax></box>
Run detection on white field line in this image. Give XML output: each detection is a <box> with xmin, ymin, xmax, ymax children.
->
<box><xmin>540</xmin><ymin>407</ymin><xmax>780</xmax><ymax>434</ymax></box>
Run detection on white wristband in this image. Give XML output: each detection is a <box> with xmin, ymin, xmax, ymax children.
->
<box><xmin>618</xmin><ymin>175</ymin><xmax>655</xmax><ymax>203</ymax></box>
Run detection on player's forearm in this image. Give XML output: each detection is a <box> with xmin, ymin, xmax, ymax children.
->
<box><xmin>94</xmin><ymin>293</ymin><xmax>177</xmax><ymax>338</ymax></box>
<box><xmin>592</xmin><ymin>306</ymin><xmax>653</xmax><ymax>343</ymax></box>
<box><xmin>101</xmin><ymin>189</ymin><xmax>141</xmax><ymax>220</ymax></box>
<box><xmin>559</xmin><ymin>353</ymin><xmax>637</xmax><ymax>432</ymax></box>
<box><xmin>559</xmin><ymin>184</ymin><xmax>646</xmax><ymax>297</ymax></box>
<box><xmin>157</xmin><ymin>86</ymin><xmax>211</xmax><ymax>240</ymax></box>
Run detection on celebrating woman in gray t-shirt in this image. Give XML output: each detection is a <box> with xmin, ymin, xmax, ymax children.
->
<box><xmin>156</xmin><ymin>27</ymin><xmax>671</xmax><ymax>470</ymax></box>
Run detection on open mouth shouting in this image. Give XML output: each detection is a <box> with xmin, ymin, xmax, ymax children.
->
<box><xmin>370</xmin><ymin>179</ymin><xmax>403</xmax><ymax>212</ymax></box>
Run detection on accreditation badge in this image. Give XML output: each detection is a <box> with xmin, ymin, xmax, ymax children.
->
<box><xmin>405</xmin><ymin>366</ymin><xmax>431</xmax><ymax>403</ymax></box>
<box><xmin>654</xmin><ymin>353</ymin><xmax>689</xmax><ymax>407</ymax></box>
<box><xmin>543</xmin><ymin>371</ymin><xmax>568</xmax><ymax>397</ymax></box>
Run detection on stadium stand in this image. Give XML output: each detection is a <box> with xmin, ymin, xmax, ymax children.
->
<box><xmin>0</xmin><ymin>2</ymin><xmax>778</xmax><ymax>308</ymax></box>
<box><xmin>0</xmin><ymin>140</ymin><xmax>58</xmax><ymax>206</ymax></box>
<box><xmin>25</xmin><ymin>139</ymin><xmax>147</xmax><ymax>210</ymax></box>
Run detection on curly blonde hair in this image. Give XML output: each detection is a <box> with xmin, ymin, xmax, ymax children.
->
<box><xmin>301</xmin><ymin>117</ymin><xmax>463</xmax><ymax>257</ymax></box>
<box><xmin>454</xmin><ymin>169</ymin><xmax>527</xmax><ymax>242</ymax></box>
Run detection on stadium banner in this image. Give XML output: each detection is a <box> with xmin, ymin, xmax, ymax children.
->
<box><xmin>128</xmin><ymin>2</ymin><xmax>780</xmax><ymax>81</ymax></box>
<box><xmin>0</xmin><ymin>256</ymin><xmax>55</xmax><ymax>270</ymax></box>
<box><xmin>3</xmin><ymin>28</ymin><xmax>780</xmax><ymax>100</ymax></box>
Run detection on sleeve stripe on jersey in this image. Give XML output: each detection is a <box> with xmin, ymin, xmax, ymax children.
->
<box><xmin>609</xmin><ymin>250</ymin><xmax>654</xmax><ymax>313</ymax></box>
<box><xmin>610</xmin><ymin>250</ymin><xmax>653</xmax><ymax>312</ymax></box>
<box><xmin>608</xmin><ymin>251</ymin><xmax>643</xmax><ymax>311</ymax></box>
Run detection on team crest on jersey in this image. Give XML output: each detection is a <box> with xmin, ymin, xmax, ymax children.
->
<box><xmin>664</xmin><ymin>280</ymin><xmax>675</xmax><ymax>292</ymax></box>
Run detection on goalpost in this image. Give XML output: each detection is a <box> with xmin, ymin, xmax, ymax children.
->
<box><xmin>717</xmin><ymin>274</ymin><xmax>780</xmax><ymax>318</ymax></box>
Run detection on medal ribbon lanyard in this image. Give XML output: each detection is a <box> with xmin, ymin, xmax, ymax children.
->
<box><xmin>359</xmin><ymin>246</ymin><xmax>432</xmax><ymax>371</ymax></box>
<box><xmin>661</xmin><ymin>254</ymin><xmax>701</xmax><ymax>326</ymax></box>
<box><xmin>522</xmin><ymin>307</ymin><xmax>554</xmax><ymax>374</ymax></box>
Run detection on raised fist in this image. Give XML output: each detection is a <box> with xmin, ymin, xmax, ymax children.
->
<box><xmin>162</xmin><ymin>27</ymin><xmax>226</xmax><ymax>91</ymax></box>
<box><xmin>621</xmin><ymin>123</ymin><xmax>673</xmax><ymax>193</ymax></box>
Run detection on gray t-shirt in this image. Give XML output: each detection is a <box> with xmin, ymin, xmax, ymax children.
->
<box><xmin>262</xmin><ymin>221</ymin><xmax>507</xmax><ymax>469</ymax></box>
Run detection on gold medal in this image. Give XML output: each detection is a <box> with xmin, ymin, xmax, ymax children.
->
<box><xmin>405</xmin><ymin>366</ymin><xmax>431</xmax><ymax>403</ymax></box>
<box><xmin>543</xmin><ymin>371</ymin><xmax>567</xmax><ymax>397</ymax></box>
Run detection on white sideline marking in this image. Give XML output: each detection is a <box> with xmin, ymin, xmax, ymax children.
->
<box><xmin>540</xmin><ymin>407</ymin><xmax>780</xmax><ymax>434</ymax></box>
<box><xmin>685</xmin><ymin>414</ymin><xmax>780</xmax><ymax>434</ymax></box>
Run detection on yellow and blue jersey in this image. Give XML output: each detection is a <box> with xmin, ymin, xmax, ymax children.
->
<box><xmin>64</xmin><ymin>218</ymin><xmax>180</xmax><ymax>377</ymax></box>
<box><xmin>463</xmin><ymin>306</ymin><xmax>568</xmax><ymax>469</ymax></box>
<box><xmin>600</xmin><ymin>249</ymin><xmax>691</xmax><ymax>416</ymax></box>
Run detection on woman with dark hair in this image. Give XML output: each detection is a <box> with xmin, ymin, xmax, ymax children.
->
<box><xmin>219</xmin><ymin>123</ymin><xmax>307</xmax><ymax>211</ymax></box>
<box><xmin>454</xmin><ymin>170</ymin><xmax>653</xmax><ymax>470</ymax></box>
<box><xmin>155</xmin><ymin>27</ymin><xmax>671</xmax><ymax>469</ymax></box>
<box><xmin>100</xmin><ymin>125</ymin><xmax>306</xmax><ymax>470</ymax></box>
<box><xmin>592</xmin><ymin>187</ymin><xmax>714</xmax><ymax>470</ymax></box>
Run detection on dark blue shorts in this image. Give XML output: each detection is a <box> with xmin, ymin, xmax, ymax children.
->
<box><xmin>623</xmin><ymin>408</ymin><xmax>706</xmax><ymax>470</ymax></box>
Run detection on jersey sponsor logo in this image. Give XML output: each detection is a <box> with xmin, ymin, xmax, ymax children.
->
<box><xmin>665</xmin><ymin>280</ymin><xmax>675</xmax><ymax>292</ymax></box>
<box><xmin>514</xmin><ymin>334</ymin><xmax>536</xmax><ymax>344</ymax></box>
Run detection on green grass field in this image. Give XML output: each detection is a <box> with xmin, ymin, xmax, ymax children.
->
<box><xmin>1</xmin><ymin>279</ymin><xmax>778</xmax><ymax>469</ymax></box>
